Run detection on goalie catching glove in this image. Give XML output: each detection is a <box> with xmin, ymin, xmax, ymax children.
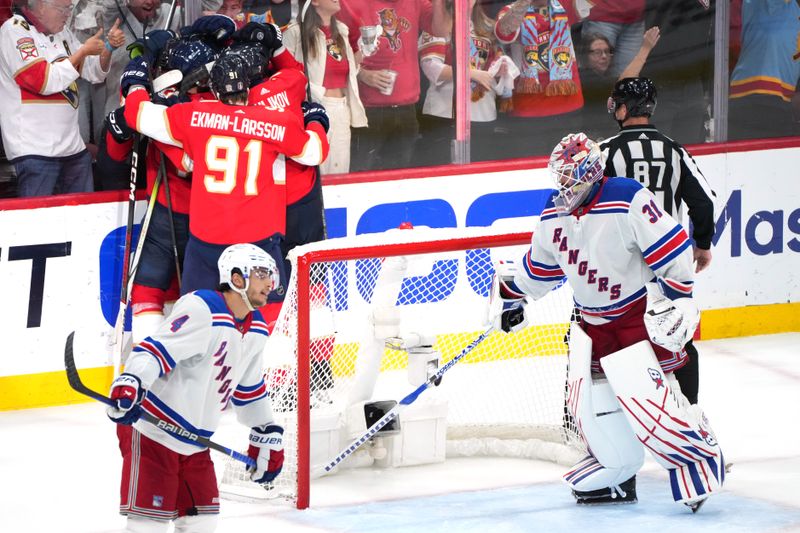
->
<box><xmin>107</xmin><ymin>373</ymin><xmax>145</xmax><ymax>425</ymax></box>
<box><xmin>247</xmin><ymin>424</ymin><xmax>285</xmax><ymax>484</ymax></box>
<box><xmin>643</xmin><ymin>282</ymin><xmax>700</xmax><ymax>352</ymax></box>
<box><xmin>487</xmin><ymin>260</ymin><xmax>530</xmax><ymax>333</ymax></box>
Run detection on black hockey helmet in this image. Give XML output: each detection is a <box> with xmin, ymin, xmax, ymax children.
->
<box><xmin>165</xmin><ymin>39</ymin><xmax>218</xmax><ymax>77</ymax></box>
<box><xmin>221</xmin><ymin>43</ymin><xmax>269</xmax><ymax>88</ymax></box>
<box><xmin>608</xmin><ymin>77</ymin><xmax>657</xmax><ymax>118</ymax></box>
<box><xmin>209</xmin><ymin>54</ymin><xmax>250</xmax><ymax>98</ymax></box>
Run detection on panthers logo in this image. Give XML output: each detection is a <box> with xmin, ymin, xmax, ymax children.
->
<box><xmin>327</xmin><ymin>40</ymin><xmax>343</xmax><ymax>61</ymax></box>
<box><xmin>552</xmin><ymin>46</ymin><xmax>572</xmax><ymax>68</ymax></box>
<box><xmin>524</xmin><ymin>42</ymin><xmax>549</xmax><ymax>71</ymax></box>
<box><xmin>378</xmin><ymin>8</ymin><xmax>410</xmax><ymax>52</ymax></box>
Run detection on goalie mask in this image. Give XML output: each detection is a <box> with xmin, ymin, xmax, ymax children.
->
<box><xmin>548</xmin><ymin>133</ymin><xmax>605</xmax><ymax>215</ymax></box>
<box><xmin>218</xmin><ymin>243</ymin><xmax>280</xmax><ymax>311</ymax></box>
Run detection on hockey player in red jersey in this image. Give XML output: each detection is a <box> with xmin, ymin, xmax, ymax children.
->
<box><xmin>107</xmin><ymin>243</ymin><xmax>284</xmax><ymax>533</ymax></box>
<box><xmin>488</xmin><ymin>132</ymin><xmax>724</xmax><ymax>512</ymax></box>
<box><xmin>121</xmin><ymin>32</ymin><xmax>329</xmax><ymax>303</ymax></box>
<box><xmin>104</xmin><ymin>36</ymin><xmax>221</xmax><ymax>345</ymax></box>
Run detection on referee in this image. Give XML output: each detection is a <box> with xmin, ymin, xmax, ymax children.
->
<box><xmin>600</xmin><ymin>77</ymin><xmax>716</xmax><ymax>405</ymax></box>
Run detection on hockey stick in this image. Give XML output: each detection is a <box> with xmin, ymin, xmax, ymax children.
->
<box><xmin>65</xmin><ymin>332</ymin><xmax>255</xmax><ymax>468</ymax></box>
<box><xmin>312</xmin><ymin>326</ymin><xmax>495</xmax><ymax>478</ymax></box>
<box><xmin>112</xmin><ymin>136</ymin><xmax>145</xmax><ymax>377</ymax></box>
<box><xmin>158</xmin><ymin>154</ymin><xmax>182</xmax><ymax>291</ymax></box>
<box><xmin>112</xmin><ymin>168</ymin><xmax>163</xmax><ymax>375</ymax></box>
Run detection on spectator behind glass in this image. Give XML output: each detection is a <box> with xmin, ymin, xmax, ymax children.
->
<box><xmin>216</xmin><ymin>0</ymin><xmax>293</xmax><ymax>30</ymax></box>
<box><xmin>241</xmin><ymin>0</ymin><xmax>293</xmax><ymax>28</ymax></box>
<box><xmin>99</xmin><ymin>0</ymin><xmax>186</xmax><ymax>118</ymax></box>
<box><xmin>283</xmin><ymin>0</ymin><xmax>367</xmax><ymax>175</ymax></box>
<box><xmin>728</xmin><ymin>0</ymin><xmax>800</xmax><ymax>141</ymax></box>
<box><xmin>339</xmin><ymin>0</ymin><xmax>443</xmax><ymax>172</ymax></box>
<box><xmin>494</xmin><ymin>0</ymin><xmax>584</xmax><ymax>158</ymax></box>
<box><xmin>417</xmin><ymin>0</ymin><xmax>517</xmax><ymax>165</ymax></box>
<box><xmin>217</xmin><ymin>0</ymin><xmax>246</xmax><ymax>28</ymax></box>
<box><xmin>643</xmin><ymin>0</ymin><xmax>714</xmax><ymax>145</ymax></box>
<box><xmin>0</xmin><ymin>0</ymin><xmax>124</xmax><ymax>197</ymax></box>
<box><xmin>579</xmin><ymin>26</ymin><xmax>660</xmax><ymax>140</ymax></box>
<box><xmin>580</xmin><ymin>0</ymin><xmax>645</xmax><ymax>78</ymax></box>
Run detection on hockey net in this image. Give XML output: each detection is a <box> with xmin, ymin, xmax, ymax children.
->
<box><xmin>218</xmin><ymin>226</ymin><xmax>585</xmax><ymax>508</ymax></box>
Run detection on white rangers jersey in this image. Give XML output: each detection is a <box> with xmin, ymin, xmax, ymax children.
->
<box><xmin>514</xmin><ymin>177</ymin><xmax>695</xmax><ymax>325</ymax></box>
<box><xmin>123</xmin><ymin>290</ymin><xmax>274</xmax><ymax>455</ymax></box>
<box><xmin>0</xmin><ymin>14</ymin><xmax>108</xmax><ymax>160</ymax></box>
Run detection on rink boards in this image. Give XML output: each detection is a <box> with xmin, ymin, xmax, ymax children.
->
<box><xmin>0</xmin><ymin>140</ymin><xmax>799</xmax><ymax>409</ymax></box>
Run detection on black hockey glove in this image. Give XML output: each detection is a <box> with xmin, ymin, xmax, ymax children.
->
<box><xmin>120</xmin><ymin>56</ymin><xmax>152</xmax><ymax>97</ymax></box>
<box><xmin>233</xmin><ymin>22</ymin><xmax>282</xmax><ymax>56</ymax></box>
<box><xmin>180</xmin><ymin>14</ymin><xmax>237</xmax><ymax>47</ymax></box>
<box><xmin>105</xmin><ymin>107</ymin><xmax>134</xmax><ymax>143</ymax></box>
<box><xmin>302</xmin><ymin>101</ymin><xmax>330</xmax><ymax>133</ymax></box>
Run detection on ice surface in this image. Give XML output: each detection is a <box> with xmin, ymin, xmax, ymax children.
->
<box><xmin>2</xmin><ymin>334</ymin><xmax>799</xmax><ymax>532</ymax></box>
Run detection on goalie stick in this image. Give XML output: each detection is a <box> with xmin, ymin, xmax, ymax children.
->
<box><xmin>312</xmin><ymin>326</ymin><xmax>495</xmax><ymax>478</ymax></box>
<box><xmin>65</xmin><ymin>332</ymin><xmax>255</xmax><ymax>469</ymax></box>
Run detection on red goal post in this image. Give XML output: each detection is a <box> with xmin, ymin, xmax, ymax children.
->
<box><xmin>219</xmin><ymin>226</ymin><xmax>585</xmax><ymax>509</ymax></box>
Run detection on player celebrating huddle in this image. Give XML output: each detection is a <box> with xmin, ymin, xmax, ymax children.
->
<box><xmin>121</xmin><ymin>27</ymin><xmax>329</xmax><ymax>302</ymax></box>
<box><xmin>106</xmin><ymin>243</ymin><xmax>285</xmax><ymax>532</ymax></box>
<box><xmin>489</xmin><ymin>133</ymin><xmax>724</xmax><ymax>511</ymax></box>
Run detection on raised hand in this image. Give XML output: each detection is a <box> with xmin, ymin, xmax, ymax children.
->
<box><xmin>106</xmin><ymin>18</ymin><xmax>126</xmax><ymax>50</ymax></box>
<box><xmin>82</xmin><ymin>28</ymin><xmax>106</xmax><ymax>56</ymax></box>
<box><xmin>642</xmin><ymin>26</ymin><xmax>661</xmax><ymax>52</ymax></box>
<box><xmin>120</xmin><ymin>56</ymin><xmax>152</xmax><ymax>96</ymax></box>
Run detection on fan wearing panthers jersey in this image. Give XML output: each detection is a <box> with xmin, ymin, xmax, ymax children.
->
<box><xmin>106</xmin><ymin>244</ymin><xmax>286</xmax><ymax>533</ymax></box>
<box><xmin>122</xmin><ymin>35</ymin><xmax>329</xmax><ymax>303</ymax></box>
<box><xmin>489</xmin><ymin>132</ymin><xmax>723</xmax><ymax>511</ymax></box>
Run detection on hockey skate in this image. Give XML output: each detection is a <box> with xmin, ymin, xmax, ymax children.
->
<box><xmin>573</xmin><ymin>476</ymin><xmax>637</xmax><ymax>505</ymax></box>
<box><xmin>685</xmin><ymin>496</ymin><xmax>708</xmax><ymax>513</ymax></box>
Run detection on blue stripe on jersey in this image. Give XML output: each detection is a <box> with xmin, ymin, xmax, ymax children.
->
<box><xmin>144</xmin><ymin>393</ymin><xmax>214</xmax><ymax>447</ymax></box>
<box><xmin>231</xmin><ymin>381</ymin><xmax>269</xmax><ymax>406</ymax></box>
<box><xmin>212</xmin><ymin>320</ymin><xmax>237</xmax><ymax>329</ymax></box>
<box><xmin>248</xmin><ymin>323</ymin><xmax>270</xmax><ymax>336</ymax></box>
<box><xmin>132</xmin><ymin>339</ymin><xmax>176</xmax><ymax>377</ymax></box>
<box><xmin>577</xmin><ymin>285</ymin><xmax>647</xmax><ymax>314</ymax></box>
<box><xmin>642</xmin><ymin>224</ymin><xmax>682</xmax><ymax>258</ymax></box>
<box><xmin>598</xmin><ymin>177</ymin><xmax>643</xmax><ymax>203</ymax></box>
<box><xmin>659</xmin><ymin>279</ymin><xmax>694</xmax><ymax>300</ymax></box>
<box><xmin>194</xmin><ymin>289</ymin><xmax>229</xmax><ymax>314</ymax></box>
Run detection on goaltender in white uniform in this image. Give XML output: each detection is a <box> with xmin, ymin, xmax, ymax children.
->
<box><xmin>488</xmin><ymin>132</ymin><xmax>725</xmax><ymax>512</ymax></box>
<box><xmin>106</xmin><ymin>244</ymin><xmax>286</xmax><ymax>533</ymax></box>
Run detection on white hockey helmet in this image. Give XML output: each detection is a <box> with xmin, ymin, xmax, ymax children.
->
<box><xmin>217</xmin><ymin>243</ymin><xmax>279</xmax><ymax>310</ymax></box>
<box><xmin>548</xmin><ymin>132</ymin><xmax>605</xmax><ymax>215</ymax></box>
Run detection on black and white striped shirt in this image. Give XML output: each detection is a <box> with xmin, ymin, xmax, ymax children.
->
<box><xmin>599</xmin><ymin>125</ymin><xmax>717</xmax><ymax>249</ymax></box>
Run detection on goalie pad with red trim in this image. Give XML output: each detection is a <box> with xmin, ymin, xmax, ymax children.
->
<box><xmin>601</xmin><ymin>340</ymin><xmax>725</xmax><ymax>506</ymax></box>
<box><xmin>563</xmin><ymin>324</ymin><xmax>644</xmax><ymax>492</ymax></box>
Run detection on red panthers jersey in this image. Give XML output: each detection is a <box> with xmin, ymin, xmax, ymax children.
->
<box><xmin>125</xmin><ymin>86</ymin><xmax>327</xmax><ymax>244</ymax></box>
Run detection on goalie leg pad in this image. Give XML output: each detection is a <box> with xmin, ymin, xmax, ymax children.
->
<box><xmin>564</xmin><ymin>324</ymin><xmax>644</xmax><ymax>492</ymax></box>
<box><xmin>600</xmin><ymin>341</ymin><xmax>725</xmax><ymax>504</ymax></box>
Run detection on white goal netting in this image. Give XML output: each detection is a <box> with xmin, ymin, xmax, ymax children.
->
<box><xmin>218</xmin><ymin>226</ymin><xmax>585</xmax><ymax>508</ymax></box>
